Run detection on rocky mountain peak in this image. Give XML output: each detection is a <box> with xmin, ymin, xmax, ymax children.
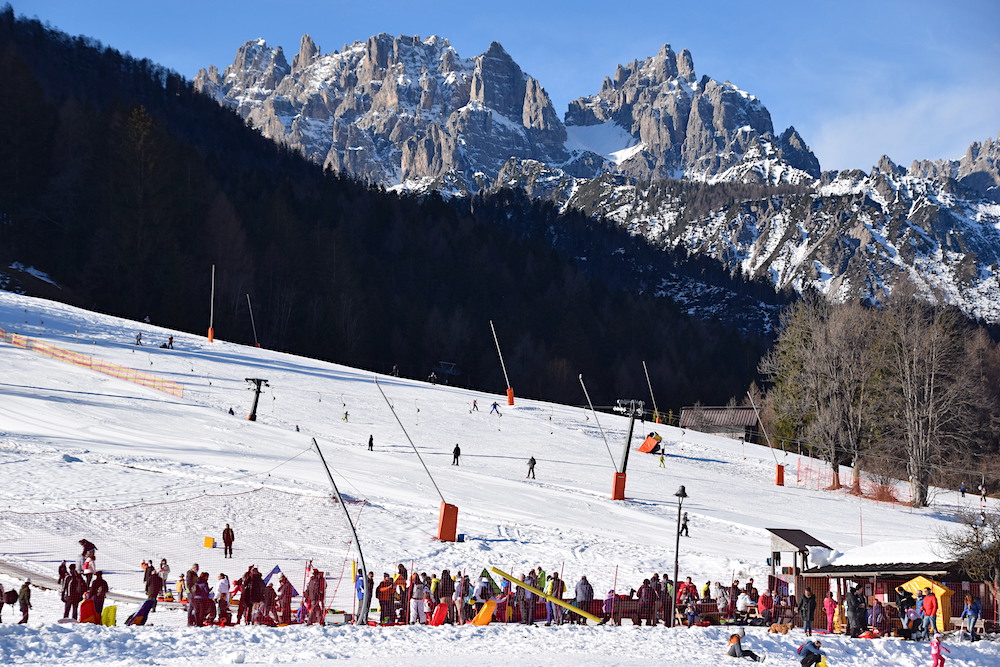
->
<box><xmin>563</xmin><ymin>43</ymin><xmax>807</xmax><ymax>184</ymax></box>
<box><xmin>292</xmin><ymin>34</ymin><xmax>319</xmax><ymax>70</ymax></box>
<box><xmin>677</xmin><ymin>48</ymin><xmax>696</xmax><ymax>82</ymax></box>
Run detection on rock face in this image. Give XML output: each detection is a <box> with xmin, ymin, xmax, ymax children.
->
<box><xmin>563</xmin><ymin>44</ymin><xmax>819</xmax><ymax>184</ymax></box>
<box><xmin>195</xmin><ymin>36</ymin><xmax>817</xmax><ymax>191</ymax></box>
<box><xmin>195</xmin><ymin>33</ymin><xmax>579</xmax><ymax>188</ymax></box>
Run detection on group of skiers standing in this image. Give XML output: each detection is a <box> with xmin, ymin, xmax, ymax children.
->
<box><xmin>366</xmin><ymin>564</ymin><xmax>594</xmax><ymax>627</ymax></box>
<box><xmin>176</xmin><ymin>563</ymin><xmax>298</xmax><ymax>627</ymax></box>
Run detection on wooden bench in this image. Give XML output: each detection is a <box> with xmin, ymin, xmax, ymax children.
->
<box><xmin>950</xmin><ymin>616</ymin><xmax>985</xmax><ymax>633</ymax></box>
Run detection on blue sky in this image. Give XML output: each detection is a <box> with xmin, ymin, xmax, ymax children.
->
<box><xmin>11</xmin><ymin>0</ymin><xmax>1000</xmax><ymax>171</ymax></box>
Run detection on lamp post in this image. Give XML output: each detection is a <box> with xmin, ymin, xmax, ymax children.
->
<box><xmin>670</xmin><ymin>485</ymin><xmax>688</xmax><ymax>627</ymax></box>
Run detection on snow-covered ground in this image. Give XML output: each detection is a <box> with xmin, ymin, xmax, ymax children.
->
<box><xmin>0</xmin><ymin>290</ymin><xmax>995</xmax><ymax>666</ymax></box>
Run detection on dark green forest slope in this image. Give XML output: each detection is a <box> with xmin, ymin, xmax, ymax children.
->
<box><xmin>0</xmin><ymin>7</ymin><xmax>782</xmax><ymax>407</ymax></box>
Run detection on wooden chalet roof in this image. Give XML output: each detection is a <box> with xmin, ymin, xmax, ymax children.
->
<box><xmin>679</xmin><ymin>406</ymin><xmax>758</xmax><ymax>428</ymax></box>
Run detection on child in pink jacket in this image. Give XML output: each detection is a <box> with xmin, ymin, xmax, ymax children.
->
<box><xmin>930</xmin><ymin>633</ymin><xmax>950</xmax><ymax>667</ymax></box>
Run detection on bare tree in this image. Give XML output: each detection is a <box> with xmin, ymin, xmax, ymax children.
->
<box><xmin>760</xmin><ymin>298</ymin><xmax>879</xmax><ymax>488</ymax></box>
<box><xmin>943</xmin><ymin>509</ymin><xmax>1000</xmax><ymax>613</ymax></box>
<box><xmin>882</xmin><ymin>295</ymin><xmax>978</xmax><ymax>508</ymax></box>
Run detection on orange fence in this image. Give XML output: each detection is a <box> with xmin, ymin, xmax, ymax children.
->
<box><xmin>0</xmin><ymin>326</ymin><xmax>184</xmax><ymax>398</ymax></box>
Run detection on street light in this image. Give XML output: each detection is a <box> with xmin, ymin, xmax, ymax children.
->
<box><xmin>670</xmin><ymin>485</ymin><xmax>688</xmax><ymax>628</ymax></box>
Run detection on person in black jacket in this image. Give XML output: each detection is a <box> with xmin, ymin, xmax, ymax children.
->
<box><xmin>79</xmin><ymin>539</ymin><xmax>97</xmax><ymax>560</ymax></box>
<box><xmin>62</xmin><ymin>564</ymin><xmax>85</xmax><ymax>619</ymax></box>
<box><xmin>452</xmin><ymin>444</ymin><xmax>461</xmax><ymax>465</ymax></box>
<box><xmin>222</xmin><ymin>524</ymin><xmax>235</xmax><ymax>558</ymax></box>
<box><xmin>89</xmin><ymin>571</ymin><xmax>109</xmax><ymax>615</ymax></box>
<box><xmin>146</xmin><ymin>569</ymin><xmax>163</xmax><ymax>612</ymax></box>
<box><xmin>798</xmin><ymin>587</ymin><xmax>817</xmax><ymax>636</ymax></box>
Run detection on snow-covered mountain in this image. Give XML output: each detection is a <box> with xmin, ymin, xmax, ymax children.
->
<box><xmin>195</xmin><ymin>35</ymin><xmax>1000</xmax><ymax>323</ymax></box>
<box><xmin>505</xmin><ymin>148</ymin><xmax>1000</xmax><ymax>321</ymax></box>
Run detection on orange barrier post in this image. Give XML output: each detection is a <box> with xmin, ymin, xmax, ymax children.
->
<box><xmin>611</xmin><ymin>472</ymin><xmax>627</xmax><ymax>500</ymax></box>
<box><xmin>775</xmin><ymin>464</ymin><xmax>785</xmax><ymax>486</ymax></box>
<box><xmin>437</xmin><ymin>501</ymin><xmax>458</xmax><ymax>542</ymax></box>
<box><xmin>207</xmin><ymin>327</ymin><xmax>215</xmax><ymax>343</ymax></box>
<box><xmin>506</xmin><ymin>387</ymin><xmax>514</xmax><ymax>406</ymax></box>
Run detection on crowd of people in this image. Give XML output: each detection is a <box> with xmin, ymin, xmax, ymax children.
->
<box><xmin>17</xmin><ymin>533</ymin><xmax>991</xmax><ymax>661</ymax></box>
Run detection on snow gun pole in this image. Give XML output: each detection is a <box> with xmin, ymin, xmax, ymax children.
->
<box><xmin>207</xmin><ymin>264</ymin><xmax>216</xmax><ymax>342</ymax></box>
<box><xmin>579</xmin><ymin>374</ymin><xmax>618</xmax><ymax>472</ymax></box>
<box><xmin>581</xmin><ymin>375</ymin><xmax>628</xmax><ymax>499</ymax></box>
<box><xmin>374</xmin><ymin>378</ymin><xmax>458</xmax><ymax>541</ymax></box>
<box><xmin>311</xmin><ymin>438</ymin><xmax>371</xmax><ymax>625</ymax></box>
<box><xmin>490</xmin><ymin>320</ymin><xmax>514</xmax><ymax>406</ymax></box>
<box><xmin>489</xmin><ymin>567</ymin><xmax>600</xmax><ymax>623</ymax></box>
<box><xmin>246</xmin><ymin>294</ymin><xmax>260</xmax><ymax>347</ymax></box>
<box><xmin>747</xmin><ymin>391</ymin><xmax>783</xmax><ymax>485</ymax></box>
<box><xmin>642</xmin><ymin>360</ymin><xmax>660</xmax><ymax>423</ymax></box>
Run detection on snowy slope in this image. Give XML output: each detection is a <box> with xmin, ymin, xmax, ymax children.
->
<box><xmin>0</xmin><ymin>291</ymin><xmax>995</xmax><ymax>666</ymax></box>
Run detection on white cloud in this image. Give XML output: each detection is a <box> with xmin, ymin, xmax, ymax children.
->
<box><xmin>809</xmin><ymin>85</ymin><xmax>1000</xmax><ymax>171</ymax></box>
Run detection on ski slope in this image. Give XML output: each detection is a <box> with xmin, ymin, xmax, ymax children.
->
<box><xmin>0</xmin><ymin>290</ymin><xmax>995</xmax><ymax>666</ymax></box>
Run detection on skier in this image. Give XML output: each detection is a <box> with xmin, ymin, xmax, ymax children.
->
<box><xmin>490</xmin><ymin>402</ymin><xmax>501</xmax><ymax>415</ymax></box>
<box><xmin>960</xmin><ymin>483</ymin><xmax>966</xmax><ymax>498</ymax></box>
<box><xmin>680</xmin><ymin>512</ymin><xmax>690</xmax><ymax>537</ymax></box>
<box><xmin>167</xmin><ymin>335</ymin><xmax>173</xmax><ymax>349</ymax></box>
<box><xmin>135</xmin><ymin>332</ymin><xmax>142</xmax><ymax>345</ymax></box>
<box><xmin>471</xmin><ymin>399</ymin><xmax>478</xmax><ymax>412</ymax></box>
<box><xmin>452</xmin><ymin>444</ymin><xmax>461</xmax><ymax>465</ymax></box>
<box><xmin>527</xmin><ymin>456</ymin><xmax>536</xmax><ymax>479</ymax></box>
<box><xmin>368</xmin><ymin>435</ymin><xmax>374</xmax><ymax>451</ymax></box>
<box><xmin>342</xmin><ymin>410</ymin><xmax>349</xmax><ymax>422</ymax></box>
<box><xmin>222</xmin><ymin>524</ymin><xmax>235</xmax><ymax>558</ymax></box>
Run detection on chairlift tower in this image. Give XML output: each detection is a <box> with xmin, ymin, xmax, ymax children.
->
<box><xmin>611</xmin><ymin>399</ymin><xmax>644</xmax><ymax>500</ymax></box>
<box><xmin>245</xmin><ymin>378</ymin><xmax>269</xmax><ymax>421</ymax></box>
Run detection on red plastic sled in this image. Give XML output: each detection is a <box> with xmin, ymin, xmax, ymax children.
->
<box><xmin>428</xmin><ymin>603</ymin><xmax>449</xmax><ymax>626</ymax></box>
